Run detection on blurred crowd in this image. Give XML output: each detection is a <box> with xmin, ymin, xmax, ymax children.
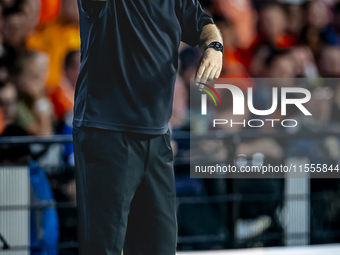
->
<box><xmin>172</xmin><ymin>0</ymin><xmax>340</xmax><ymax>131</ymax></box>
<box><xmin>0</xmin><ymin>0</ymin><xmax>79</xmax><ymax>141</ymax></box>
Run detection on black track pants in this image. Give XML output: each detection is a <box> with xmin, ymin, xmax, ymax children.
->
<box><xmin>73</xmin><ymin>126</ymin><xmax>177</xmax><ymax>255</ymax></box>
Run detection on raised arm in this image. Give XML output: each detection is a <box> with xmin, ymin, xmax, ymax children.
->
<box><xmin>196</xmin><ymin>24</ymin><xmax>223</xmax><ymax>81</ymax></box>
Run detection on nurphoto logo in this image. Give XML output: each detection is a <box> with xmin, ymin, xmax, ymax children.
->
<box><xmin>197</xmin><ymin>81</ymin><xmax>312</xmax><ymax>128</ymax></box>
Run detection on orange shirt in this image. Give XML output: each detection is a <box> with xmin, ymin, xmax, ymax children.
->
<box><xmin>39</xmin><ymin>0</ymin><xmax>61</xmax><ymax>24</ymax></box>
<box><xmin>220</xmin><ymin>46</ymin><xmax>253</xmax><ymax>91</ymax></box>
<box><xmin>222</xmin><ymin>47</ymin><xmax>247</xmax><ymax>75</ymax></box>
<box><xmin>49</xmin><ymin>77</ymin><xmax>74</xmax><ymax>121</ymax></box>
<box><xmin>27</xmin><ymin>18</ymin><xmax>80</xmax><ymax>89</ymax></box>
<box><xmin>215</xmin><ymin>0</ymin><xmax>257</xmax><ymax>49</ymax></box>
<box><xmin>236</xmin><ymin>34</ymin><xmax>297</xmax><ymax>69</ymax></box>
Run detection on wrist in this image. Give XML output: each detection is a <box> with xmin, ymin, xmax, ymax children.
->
<box><xmin>205</xmin><ymin>48</ymin><xmax>223</xmax><ymax>55</ymax></box>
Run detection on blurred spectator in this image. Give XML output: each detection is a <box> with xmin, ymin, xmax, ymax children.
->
<box><xmin>286</xmin><ymin>3</ymin><xmax>304</xmax><ymax>36</ymax></box>
<box><xmin>27</xmin><ymin>0</ymin><xmax>80</xmax><ymax>90</ymax></box>
<box><xmin>250</xmin><ymin>47</ymin><xmax>294</xmax><ymax>78</ymax></box>
<box><xmin>0</xmin><ymin>79</ymin><xmax>31</xmax><ymax>163</ymax></box>
<box><xmin>29</xmin><ymin>161</ymin><xmax>59</xmax><ymax>255</ymax></box>
<box><xmin>2</xmin><ymin>0</ymin><xmax>40</xmax><ymax>50</ymax></box>
<box><xmin>316</xmin><ymin>45</ymin><xmax>340</xmax><ymax>124</ymax></box>
<box><xmin>299</xmin><ymin>25</ymin><xmax>323</xmax><ymax>57</ymax></box>
<box><xmin>265</xmin><ymin>49</ymin><xmax>296</xmax><ymax>78</ymax></box>
<box><xmin>257</xmin><ymin>3</ymin><xmax>295</xmax><ymax>47</ymax></box>
<box><xmin>318</xmin><ymin>44</ymin><xmax>340</xmax><ymax>77</ymax></box>
<box><xmin>322</xmin><ymin>2</ymin><xmax>340</xmax><ymax>46</ymax></box>
<box><xmin>297</xmin><ymin>0</ymin><xmax>329</xmax><ymax>57</ymax></box>
<box><xmin>24</xmin><ymin>0</ymin><xmax>41</xmax><ymax>31</ymax></box>
<box><xmin>0</xmin><ymin>80</ymin><xmax>18</xmax><ymax>126</ymax></box>
<box><xmin>236</xmin><ymin>2</ymin><xmax>296</xmax><ymax>73</ymax></box>
<box><xmin>50</xmin><ymin>50</ymin><xmax>80</xmax><ymax>166</ymax></box>
<box><xmin>50</xmin><ymin>50</ymin><xmax>80</xmax><ymax>124</ymax></box>
<box><xmin>0</xmin><ymin>108</ymin><xmax>4</xmax><ymax>134</ymax></box>
<box><xmin>63</xmin><ymin>50</ymin><xmax>80</xmax><ymax>90</ymax></box>
<box><xmin>304</xmin><ymin>0</ymin><xmax>330</xmax><ymax>31</ymax></box>
<box><xmin>9</xmin><ymin>50</ymin><xmax>54</xmax><ymax>135</ymax></box>
<box><xmin>214</xmin><ymin>15</ymin><xmax>249</xmax><ymax>79</ymax></box>
<box><xmin>2</xmin><ymin>4</ymin><xmax>30</xmax><ymax>49</ymax></box>
<box><xmin>215</xmin><ymin>0</ymin><xmax>257</xmax><ymax>49</ymax></box>
<box><xmin>290</xmin><ymin>46</ymin><xmax>318</xmax><ymax>78</ymax></box>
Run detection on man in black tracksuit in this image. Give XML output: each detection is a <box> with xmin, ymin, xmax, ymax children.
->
<box><xmin>73</xmin><ymin>0</ymin><xmax>223</xmax><ymax>254</ymax></box>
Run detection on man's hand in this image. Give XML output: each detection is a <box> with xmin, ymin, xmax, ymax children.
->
<box><xmin>196</xmin><ymin>24</ymin><xmax>223</xmax><ymax>81</ymax></box>
<box><xmin>196</xmin><ymin>48</ymin><xmax>223</xmax><ymax>81</ymax></box>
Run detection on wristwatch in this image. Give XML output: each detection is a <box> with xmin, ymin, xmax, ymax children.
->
<box><xmin>206</xmin><ymin>41</ymin><xmax>224</xmax><ymax>54</ymax></box>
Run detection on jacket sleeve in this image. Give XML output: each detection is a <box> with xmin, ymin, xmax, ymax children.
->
<box><xmin>176</xmin><ymin>0</ymin><xmax>214</xmax><ymax>47</ymax></box>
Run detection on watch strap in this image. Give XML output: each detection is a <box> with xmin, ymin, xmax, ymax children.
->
<box><xmin>206</xmin><ymin>41</ymin><xmax>224</xmax><ymax>53</ymax></box>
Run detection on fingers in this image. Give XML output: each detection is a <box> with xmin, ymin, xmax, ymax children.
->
<box><xmin>196</xmin><ymin>50</ymin><xmax>223</xmax><ymax>82</ymax></box>
<box><xmin>208</xmin><ymin>68</ymin><xmax>217</xmax><ymax>81</ymax></box>
<box><xmin>197</xmin><ymin>64</ymin><xmax>221</xmax><ymax>82</ymax></box>
<box><xmin>214</xmin><ymin>68</ymin><xmax>222</xmax><ymax>79</ymax></box>
<box><xmin>197</xmin><ymin>63</ymin><xmax>219</xmax><ymax>81</ymax></box>
<box><xmin>196</xmin><ymin>65</ymin><xmax>205</xmax><ymax>79</ymax></box>
<box><xmin>202</xmin><ymin>65</ymin><xmax>213</xmax><ymax>83</ymax></box>
<box><xmin>209</xmin><ymin>65</ymin><xmax>223</xmax><ymax>80</ymax></box>
<box><xmin>196</xmin><ymin>64</ymin><xmax>210</xmax><ymax>83</ymax></box>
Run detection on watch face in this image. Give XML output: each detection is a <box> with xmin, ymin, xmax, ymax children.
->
<box><xmin>208</xmin><ymin>42</ymin><xmax>223</xmax><ymax>53</ymax></box>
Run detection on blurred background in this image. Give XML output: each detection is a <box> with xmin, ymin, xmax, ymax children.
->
<box><xmin>1</xmin><ymin>0</ymin><xmax>340</xmax><ymax>254</ymax></box>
